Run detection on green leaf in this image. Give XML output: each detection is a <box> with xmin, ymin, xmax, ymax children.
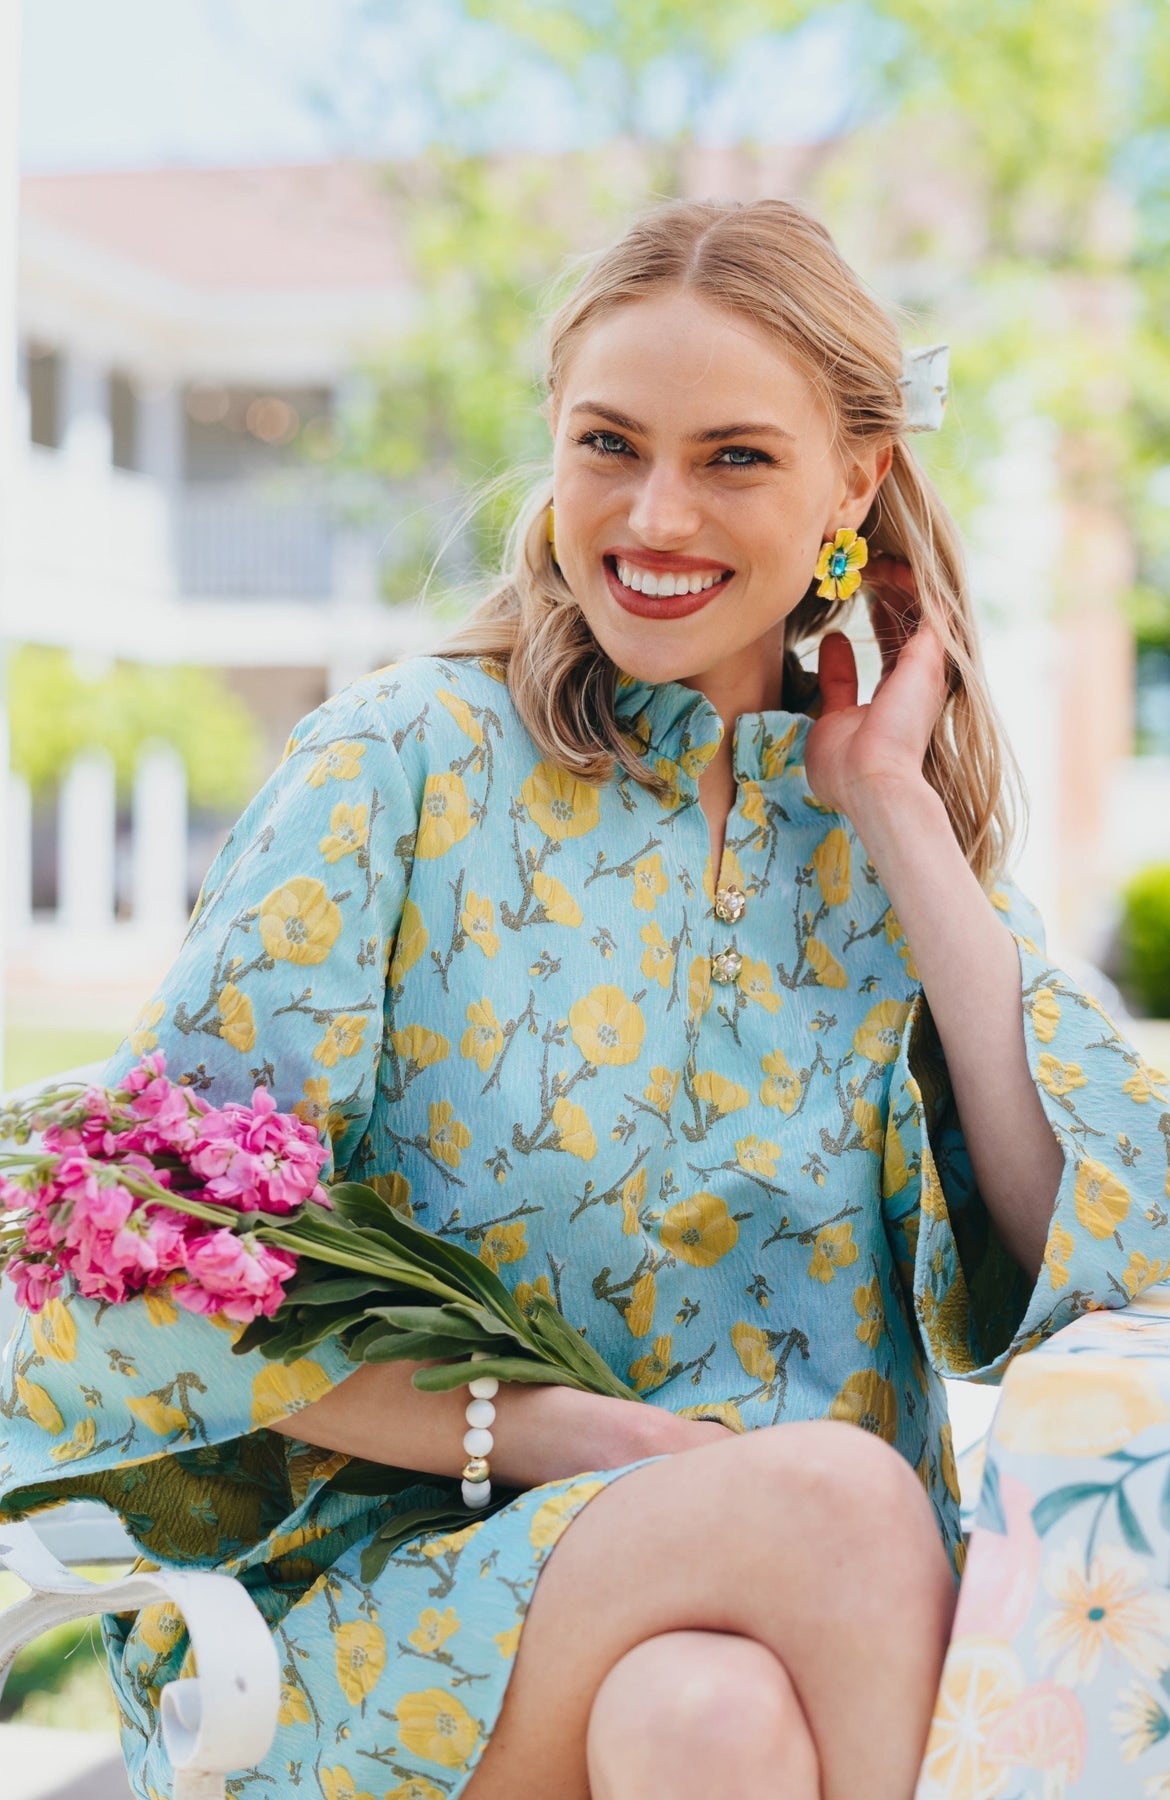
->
<box><xmin>1117</xmin><ymin>1485</ymin><xmax>1154</xmax><ymax>1557</ymax></box>
<box><xmin>410</xmin><ymin>1356</ymin><xmax>590</xmax><ymax>1392</ymax></box>
<box><xmin>359</xmin><ymin>1502</ymin><xmax>477</xmax><ymax>1584</ymax></box>
<box><xmin>1032</xmin><ymin>1484</ymin><xmax>1112</xmax><ymax>1536</ymax></box>
<box><xmin>322</xmin><ymin>1460</ymin><xmax>429</xmax><ymax>1498</ymax></box>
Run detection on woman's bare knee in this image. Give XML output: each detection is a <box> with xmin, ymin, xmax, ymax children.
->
<box><xmin>587</xmin><ymin>1629</ymin><xmax>818</xmax><ymax>1800</ymax></box>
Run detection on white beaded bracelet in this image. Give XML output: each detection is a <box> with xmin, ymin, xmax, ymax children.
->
<box><xmin>460</xmin><ymin>1353</ymin><xmax>498</xmax><ymax>1509</ymax></box>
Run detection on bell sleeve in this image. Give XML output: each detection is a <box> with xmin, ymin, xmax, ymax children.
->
<box><xmin>881</xmin><ymin>880</ymin><xmax>1170</xmax><ymax>1384</ymax></box>
<box><xmin>0</xmin><ymin>680</ymin><xmax>420</xmax><ymax>1563</ymax></box>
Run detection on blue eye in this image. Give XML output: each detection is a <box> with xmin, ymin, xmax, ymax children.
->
<box><xmin>577</xmin><ymin>430</ymin><xmax>630</xmax><ymax>456</ymax></box>
<box><xmin>718</xmin><ymin>446</ymin><xmax>769</xmax><ymax>466</ymax></box>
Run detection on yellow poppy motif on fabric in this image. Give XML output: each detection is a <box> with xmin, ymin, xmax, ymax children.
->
<box><xmin>258</xmin><ymin>877</ymin><xmax>343</xmax><ymax>966</ymax></box>
<box><xmin>408</xmin><ymin>1607</ymin><xmax>461</xmax><ymax>1655</ymax></box>
<box><xmin>320</xmin><ymin>1770</ymin><xmax>376</xmax><ymax>1800</ymax></box>
<box><xmin>693</xmin><ymin>1070</ymin><xmax>750</xmax><ymax>1115</ymax></box>
<box><xmin>737</xmin><ymin>956</ymin><xmax>782</xmax><ymax>1012</ymax></box>
<box><xmin>853</xmin><ymin>1277</ymin><xmax>884</xmax><ymax>1348</ymax></box>
<box><xmin>390</xmin><ymin>897</ymin><xmax>428</xmax><ymax>981</ymax></box>
<box><xmin>760</xmin><ymin>1048</ymin><xmax>802</xmax><ymax>1113</ymax></box>
<box><xmin>460</xmin><ymin>890</ymin><xmax>500</xmax><ymax>959</ymax></box>
<box><xmin>1122</xmin><ymin>1061</ymin><xmax>1169</xmax><ymax>1105</ymax></box>
<box><xmin>731</xmin><ymin>1321</ymin><xmax>776</xmax><ymax>1383</ymax></box>
<box><xmin>639</xmin><ymin>920</ymin><xmax>674</xmax><ymax>989</ymax></box>
<box><xmin>512</xmin><ymin>1274</ymin><xmax>553</xmax><ymax>1318</ymax></box>
<box><xmin>250</xmin><ymin>1359</ymin><xmax>335</xmax><ymax>1429</ymax></box>
<box><xmin>305</xmin><ymin>740</ymin><xmax>366</xmax><ymax>787</ymax></box>
<box><xmin>29</xmin><ymin>1298</ymin><xmax>77</xmax><ymax>1363</ymax></box>
<box><xmin>479</xmin><ymin>1221</ymin><xmax>528</xmax><ymax>1272</ymax></box>
<box><xmin>48</xmin><ymin>1416</ymin><xmax>97</xmax><ymax>1463</ymax></box>
<box><xmin>494</xmin><ymin>1623</ymin><xmax>522</xmax><ymax>1660</ymax></box>
<box><xmin>531</xmin><ymin>869</ymin><xmax>583</xmax><ymax>928</ymax></box>
<box><xmin>391</xmin><ymin>1025</ymin><xmax>450</xmax><ymax>1071</ymax></box>
<box><xmin>625</xmin><ymin>1270</ymin><xmax>657</xmax><ymax>1337</ymax></box>
<box><xmin>216</xmin><ymin>982</ymin><xmax>256</xmax><ymax>1053</ymax></box>
<box><xmin>660</xmin><ymin>1192</ymin><xmax>740</xmax><ymax>1267</ymax></box>
<box><xmin>319</xmin><ymin>801</ymin><xmax>369</xmax><ymax>864</ymax></box>
<box><xmin>127</xmin><ymin>1395</ymin><xmax>189</xmax><ymax>1437</ymax></box>
<box><xmin>1037</xmin><ymin>1054</ymin><xmax>1087</xmax><ymax>1098</ymax></box>
<box><xmin>808</xmin><ymin>1222</ymin><xmax>860</xmax><ymax>1284</ymax></box>
<box><xmin>806</xmin><ymin>937</ymin><xmax>848</xmax><ymax>988</ymax></box>
<box><xmin>17</xmin><ymin>1376</ymin><xmax>65</xmax><ymax>1435</ymax></box>
<box><xmin>416</xmin><ymin>772</ymin><xmax>473</xmax><ymax>859</ymax></box>
<box><xmin>429</xmin><ymin>1101</ymin><xmax>472</xmax><ymax>1170</ymax></box>
<box><xmin>632</xmin><ymin>852</ymin><xmax>668</xmax><ymax>910</ymax></box>
<box><xmin>830</xmin><ymin>1369</ymin><xmax>898</xmax><ymax>1442</ymax></box>
<box><xmin>1074</xmin><ymin>1158</ymin><xmax>1131</xmax><ymax>1240</ymax></box>
<box><xmin>521</xmin><ymin>762</ymin><xmax>600</xmax><ymax>839</ymax></box>
<box><xmin>628</xmin><ymin>1333</ymin><xmax>675</xmax><ymax>1393</ymax></box>
<box><xmin>528</xmin><ymin>1480</ymin><xmax>607</xmax><ymax>1551</ymax></box>
<box><xmin>128</xmin><ymin>997</ymin><xmax>166</xmax><ymax>1056</ymax></box>
<box><xmin>437</xmin><ymin>687</ymin><xmax>484</xmax><ymax>745</ymax></box>
<box><xmin>621</xmin><ymin>1167</ymin><xmax>647</xmax><ymax>1233</ymax></box>
<box><xmin>1028</xmin><ymin>986</ymin><xmax>1061</xmax><ymax>1044</ymax></box>
<box><xmin>811</xmin><ymin>828</ymin><xmax>852</xmax><ymax>905</ymax></box>
<box><xmin>334</xmin><ymin>1619</ymin><xmax>387</xmax><ymax>1705</ymax></box>
<box><xmin>314</xmin><ymin>1014</ymin><xmax>370</xmax><ymax>1068</ymax></box>
<box><xmin>734</xmin><ymin>1136</ymin><xmax>781</xmax><ymax>1178</ymax></box>
<box><xmin>551</xmin><ymin>1096</ymin><xmax>596</xmax><ymax>1160</ymax></box>
<box><xmin>568</xmin><ymin>985</ymin><xmax>645</xmax><ymax>1066</ymax></box>
<box><xmin>644</xmin><ymin>1065</ymin><xmax>681</xmax><ymax>1112</ymax></box>
<box><xmin>461</xmin><ymin>999</ymin><xmax>504</xmax><ymax>1072</ymax></box>
<box><xmin>853</xmin><ymin>1000</ymin><xmax>912</xmax><ymax>1064</ymax></box>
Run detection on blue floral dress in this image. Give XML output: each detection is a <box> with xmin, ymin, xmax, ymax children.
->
<box><xmin>2</xmin><ymin>653</ymin><xmax>1167</xmax><ymax>1800</ymax></box>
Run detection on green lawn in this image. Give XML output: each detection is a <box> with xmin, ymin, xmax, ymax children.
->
<box><xmin>3</xmin><ymin>1025</ymin><xmax>124</xmax><ymax>1094</ymax></box>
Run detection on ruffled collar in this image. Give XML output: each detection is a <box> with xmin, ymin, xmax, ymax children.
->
<box><xmin>613</xmin><ymin>671</ymin><xmax>818</xmax><ymax>788</ymax></box>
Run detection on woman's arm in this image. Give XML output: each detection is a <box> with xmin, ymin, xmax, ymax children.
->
<box><xmin>807</xmin><ymin>569</ymin><xmax>1064</xmax><ymax>1283</ymax></box>
<box><xmin>267</xmin><ymin>1361</ymin><xmax>730</xmax><ymax>1487</ymax></box>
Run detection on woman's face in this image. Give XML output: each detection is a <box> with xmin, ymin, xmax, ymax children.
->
<box><xmin>549</xmin><ymin>289</ymin><xmax>890</xmax><ymax>716</ymax></box>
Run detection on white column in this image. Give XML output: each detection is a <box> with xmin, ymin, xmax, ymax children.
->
<box><xmin>137</xmin><ymin>378</ymin><xmax>184</xmax><ymax>488</ymax></box>
<box><xmin>131</xmin><ymin>741</ymin><xmax>188</xmax><ymax>938</ymax></box>
<box><xmin>6</xmin><ymin>768</ymin><xmax>31</xmax><ymax>934</ymax></box>
<box><xmin>60</xmin><ymin>348</ymin><xmax>113</xmax><ymax>474</ymax></box>
<box><xmin>0</xmin><ymin>0</ymin><xmax>21</xmax><ymax>1090</ymax></box>
<box><xmin>58</xmin><ymin>749</ymin><xmax>117</xmax><ymax>934</ymax></box>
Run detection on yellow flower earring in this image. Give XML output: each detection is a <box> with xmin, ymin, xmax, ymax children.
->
<box><xmin>547</xmin><ymin>503</ymin><xmax>559</xmax><ymax>566</ymax></box>
<box><xmin>815</xmin><ymin>528</ymin><xmax>868</xmax><ymax>601</ymax></box>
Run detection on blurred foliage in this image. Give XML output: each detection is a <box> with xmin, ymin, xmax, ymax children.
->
<box><xmin>8</xmin><ymin>646</ymin><xmax>263</xmax><ymax>806</ymax></box>
<box><xmin>1120</xmin><ymin>863</ymin><xmax>1170</xmax><ymax>1016</ymax></box>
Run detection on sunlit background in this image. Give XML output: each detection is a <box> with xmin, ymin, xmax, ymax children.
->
<box><xmin>1</xmin><ymin>0</ymin><xmax>1170</xmax><ymax>1770</ymax></box>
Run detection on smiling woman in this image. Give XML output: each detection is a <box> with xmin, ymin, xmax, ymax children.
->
<box><xmin>2</xmin><ymin>195</ymin><xmax>1165</xmax><ymax>1800</ymax></box>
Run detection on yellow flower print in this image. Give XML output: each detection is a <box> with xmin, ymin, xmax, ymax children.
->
<box><xmin>135</xmin><ymin>1600</ymin><xmax>186</xmax><ymax>1658</ymax></box>
<box><xmin>528</xmin><ymin>1480</ymin><xmax>606</xmax><ymax>1551</ymax></box>
<box><xmin>521</xmin><ymin>762</ymin><xmax>600</xmax><ymax>839</ymax></box>
<box><xmin>532</xmin><ymin>869</ymin><xmax>583</xmax><ymax>927</ymax></box>
<box><xmin>806</xmin><ymin>938</ymin><xmax>848</xmax><ymax>988</ymax></box>
<box><xmin>30</xmin><ymin>1297</ymin><xmax>77</xmax><ymax>1363</ymax></box>
<box><xmin>853</xmin><ymin>1277</ymin><xmax>884</xmax><ymax>1348</ymax></box>
<box><xmin>760</xmin><ymin>1048</ymin><xmax>802</xmax><ymax>1114</ymax></box>
<box><xmin>644</xmin><ymin>1066</ymin><xmax>681</xmax><ymax>1112</ymax></box>
<box><xmin>278</xmin><ymin>1682</ymin><xmax>312</xmax><ymax>1727</ymax></box>
<box><xmin>143</xmin><ymin>1287</ymin><xmax>179</xmax><ymax>1328</ymax></box>
<box><xmin>1122</xmin><ymin>1251</ymin><xmax>1170</xmax><ymax>1299</ymax></box>
<box><xmin>334</xmin><ymin>1619</ymin><xmax>387</xmax><ymax>1706</ymax></box>
<box><xmin>812</xmin><ymin>828</ymin><xmax>852</xmax><ymax>905</ymax></box>
<box><xmin>734</xmin><ymin>1136</ymin><xmax>781</xmax><ymax>1178</ymax></box>
<box><xmin>680</xmin><ymin>739</ymin><xmax>719</xmax><ymax>780</ymax></box>
<box><xmin>740</xmin><ymin>781</ymin><xmax>767</xmax><ymax>832</ymax></box>
<box><xmin>693</xmin><ymin>1070</ymin><xmax>750</xmax><ymax>1115</ymax></box>
<box><xmin>479</xmin><ymin>1220</ymin><xmax>527</xmax><ymax>1272</ymax></box>
<box><xmin>320</xmin><ymin>1767</ymin><xmax>375</xmax><ymax>1800</ymax></box>
<box><xmin>127</xmin><ymin>1395</ymin><xmax>189</xmax><ymax>1437</ymax></box>
<box><xmin>938</xmin><ymin>1422</ymin><xmax>961</xmax><ymax>1503</ymax></box>
<box><xmin>313</xmin><ymin>1013</ymin><xmax>369</xmax><ymax>1068</ymax></box>
<box><xmin>1037</xmin><ymin>1053</ymin><xmax>1087</xmax><ymax>1098</ymax></box>
<box><xmin>621</xmin><ymin>1166</ymin><xmax>647</xmax><ymax>1234</ymax></box>
<box><xmin>660</xmin><ymin>1192</ymin><xmax>740</xmax><ymax>1268</ymax></box>
<box><xmin>513</xmin><ymin>1274</ymin><xmax>553</xmax><ymax>1318</ymax></box>
<box><xmin>460</xmin><ymin>999</ymin><xmax>504</xmax><ymax>1072</ymax></box>
<box><xmin>569</xmin><ymin>985</ymin><xmax>646</xmax><ymax>1066</ymax></box>
<box><xmin>49</xmin><ymin>1416</ymin><xmax>97</xmax><ymax>1462</ymax></box>
<box><xmin>494</xmin><ymin>1623</ymin><xmax>522</xmax><ymax>1660</ymax></box>
<box><xmin>416</xmin><ymin>772</ymin><xmax>472</xmax><ymax>859</ymax></box>
<box><xmin>639</xmin><ymin>920</ymin><xmax>675</xmax><ymax>989</ymax></box>
<box><xmin>215</xmin><ymin>981</ymin><xmax>255</xmax><ymax>1053</ymax></box>
<box><xmin>677</xmin><ymin>1400</ymin><xmax>746</xmax><ymax>1433</ymax></box>
<box><xmin>830</xmin><ymin>1370</ymin><xmax>898</xmax><ymax>1442</ymax></box>
<box><xmin>368</xmin><ymin>1170</ymin><xmax>413</xmax><ymax>1218</ymax></box>
<box><xmin>632</xmin><ymin>853</ymin><xmax>669</xmax><ymax>911</ymax></box>
<box><xmin>461</xmin><ymin>890</ymin><xmax>499</xmax><ymax>958</ymax></box>
<box><xmin>628</xmin><ymin>1333</ymin><xmax>675</xmax><ymax>1393</ymax></box>
<box><xmin>318</xmin><ymin>801</ymin><xmax>369</xmax><ymax>864</ymax></box>
<box><xmin>305</xmin><ymin>741</ymin><xmax>366</xmax><ymax>787</ymax></box>
<box><xmin>998</xmin><ymin>1360</ymin><xmax>1170</xmax><ymax>1458</ymax></box>
<box><xmin>429</xmin><ymin>1101</ymin><xmax>471</xmax><ymax>1170</ymax></box>
<box><xmin>1122</xmin><ymin>1060</ymin><xmax>1170</xmax><ymax>1105</ymax></box>
<box><xmin>760</xmin><ymin>720</ymin><xmax>799</xmax><ymax>780</ymax></box>
<box><xmin>686</xmin><ymin>955</ymin><xmax>712</xmax><ymax>1019</ymax></box>
<box><xmin>16</xmin><ymin>1376</ymin><xmax>64</xmax><ymax>1435</ymax></box>
<box><xmin>1036</xmin><ymin>1543</ymin><xmax>1170</xmax><ymax>1685</ymax></box>
<box><xmin>408</xmin><ymin>1607</ymin><xmax>461</xmax><ymax>1655</ymax></box>
<box><xmin>551</xmin><ymin>1096</ymin><xmax>596</xmax><ymax>1160</ymax></box>
<box><xmin>293</xmin><ymin>1076</ymin><xmax>331</xmax><ymax>1131</ymax></box>
<box><xmin>129</xmin><ymin>997</ymin><xmax>166</xmax><ymax>1056</ymax></box>
<box><xmin>853</xmin><ymin>999</ymin><xmax>911</xmax><ymax>1064</ymax></box>
<box><xmin>258</xmin><ymin>876</ymin><xmax>342</xmax><ymax>965</ymax></box>
<box><xmin>251</xmin><ymin>1359</ymin><xmax>335</xmax><ymax>1429</ymax></box>
<box><xmin>814</xmin><ymin>526</ymin><xmax>868</xmax><ymax>601</ymax></box>
<box><xmin>625</xmin><ymin>1269</ymin><xmax>657</xmax><ymax>1337</ymax></box>
<box><xmin>417</xmin><ymin>1520</ymin><xmax>485</xmax><ymax>1559</ymax></box>
<box><xmin>1029</xmin><ymin>986</ymin><xmax>1062</xmax><ymax>1044</ymax></box>
<box><xmin>1074</xmin><ymin>1157</ymin><xmax>1131</xmax><ymax>1240</ymax></box>
<box><xmin>391</xmin><ymin>1025</ymin><xmax>450</xmax><ymax>1070</ymax></box>
<box><xmin>808</xmin><ymin>1222</ymin><xmax>860</xmax><ymax>1284</ymax></box>
<box><xmin>390</xmin><ymin>897</ymin><xmax>428</xmax><ymax>981</ymax></box>
<box><xmin>882</xmin><ymin>1121</ymin><xmax>910</xmax><ymax>1199</ymax></box>
<box><xmin>853</xmin><ymin>1097</ymin><xmax>883</xmax><ymax>1155</ymax></box>
<box><xmin>437</xmin><ymin>687</ymin><xmax>484</xmax><ymax>745</ymax></box>
<box><xmin>652</xmin><ymin>758</ymin><xmax>685</xmax><ymax>811</ymax></box>
<box><xmin>731</xmin><ymin>1322</ymin><xmax>776</xmax><ymax>1384</ymax></box>
<box><xmin>737</xmin><ymin>957</ymin><xmax>781</xmax><ymax>1013</ymax></box>
<box><xmin>1045</xmin><ymin>1219</ymin><xmax>1075</xmax><ymax>1289</ymax></box>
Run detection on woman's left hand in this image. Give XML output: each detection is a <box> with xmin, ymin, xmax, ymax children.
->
<box><xmin>804</xmin><ymin>556</ymin><xmax>950</xmax><ymax>819</ymax></box>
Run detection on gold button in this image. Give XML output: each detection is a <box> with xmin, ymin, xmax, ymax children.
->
<box><xmin>711</xmin><ymin>948</ymin><xmax>743</xmax><ymax>985</ymax></box>
<box><xmin>462</xmin><ymin>1456</ymin><xmax>491</xmax><ymax>1483</ymax></box>
<box><xmin>714</xmin><ymin>884</ymin><xmax>746</xmax><ymax>923</ymax></box>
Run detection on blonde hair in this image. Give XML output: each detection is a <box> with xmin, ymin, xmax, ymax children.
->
<box><xmin>438</xmin><ymin>196</ymin><xmax>1021</xmax><ymax>885</ymax></box>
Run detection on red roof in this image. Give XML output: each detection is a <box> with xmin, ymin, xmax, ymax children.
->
<box><xmin>20</xmin><ymin>161</ymin><xmax>406</xmax><ymax>291</ymax></box>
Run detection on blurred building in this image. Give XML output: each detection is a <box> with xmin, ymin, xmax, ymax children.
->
<box><xmin>9</xmin><ymin>161</ymin><xmax>436</xmax><ymax>991</ymax></box>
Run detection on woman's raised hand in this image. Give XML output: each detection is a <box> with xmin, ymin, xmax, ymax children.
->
<box><xmin>803</xmin><ymin>555</ymin><xmax>949</xmax><ymax>819</ymax></box>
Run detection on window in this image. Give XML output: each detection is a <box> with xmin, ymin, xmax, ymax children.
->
<box><xmin>26</xmin><ymin>341</ymin><xmax>59</xmax><ymax>449</ymax></box>
<box><xmin>110</xmin><ymin>370</ymin><xmax>138</xmax><ymax>471</ymax></box>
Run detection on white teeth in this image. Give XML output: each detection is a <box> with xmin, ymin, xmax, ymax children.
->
<box><xmin>614</xmin><ymin>559</ymin><xmax>727</xmax><ymax>596</ymax></box>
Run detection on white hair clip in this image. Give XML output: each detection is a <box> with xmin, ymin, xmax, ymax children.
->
<box><xmin>900</xmin><ymin>343</ymin><xmax>949</xmax><ymax>431</ymax></box>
